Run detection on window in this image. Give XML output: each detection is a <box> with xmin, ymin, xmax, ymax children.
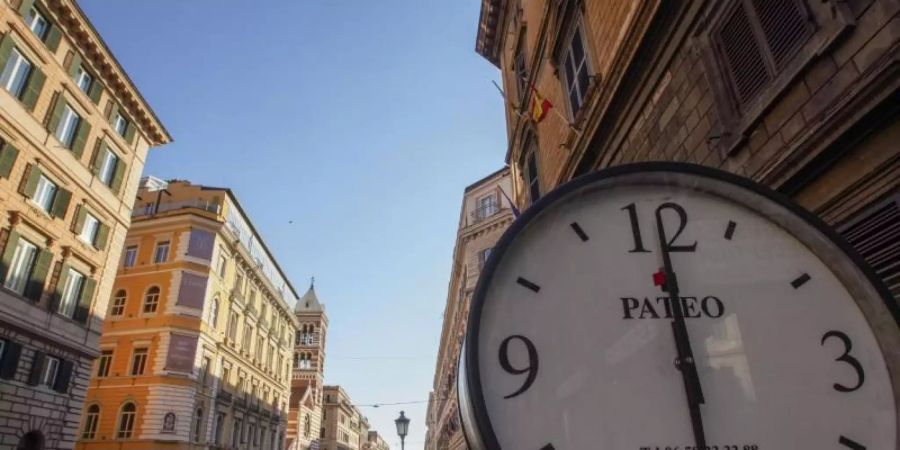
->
<box><xmin>193</xmin><ymin>408</ymin><xmax>203</xmax><ymax>442</ymax></box>
<box><xmin>57</xmin><ymin>268</ymin><xmax>85</xmax><ymax>318</ymax></box>
<box><xmin>524</xmin><ymin>136</ymin><xmax>541</xmax><ymax>204</ymax></box>
<box><xmin>40</xmin><ymin>355</ymin><xmax>59</xmax><ymax>387</ymax></box>
<box><xmin>162</xmin><ymin>412</ymin><xmax>176</xmax><ymax>432</ymax></box>
<box><xmin>130</xmin><ymin>348</ymin><xmax>148</xmax><ymax>375</ymax></box>
<box><xmin>513</xmin><ymin>33</ymin><xmax>528</xmax><ymax>100</ymax></box>
<box><xmin>110</xmin><ymin>290</ymin><xmax>126</xmax><ymax>316</ymax></box>
<box><xmin>221</xmin><ymin>361</ymin><xmax>231</xmax><ymax>390</ymax></box>
<box><xmin>479</xmin><ymin>247</ymin><xmax>493</xmax><ymax>270</ymax></box>
<box><xmin>143</xmin><ymin>286</ymin><xmax>160</xmax><ymax>313</ymax></box>
<box><xmin>117</xmin><ymin>402</ymin><xmax>136</xmax><ymax>439</ymax></box>
<box><xmin>561</xmin><ymin>21</ymin><xmax>591</xmax><ymax>115</ymax></box>
<box><xmin>234</xmin><ymin>418</ymin><xmax>243</xmax><ymax>444</ymax></box>
<box><xmin>78</xmin><ymin>212</ymin><xmax>100</xmax><ymax>245</ymax></box>
<box><xmin>96</xmin><ymin>350</ymin><xmax>112</xmax><ymax>377</ymax></box>
<box><xmin>113</xmin><ymin>111</ymin><xmax>128</xmax><ymax>137</ymax></box>
<box><xmin>54</xmin><ymin>104</ymin><xmax>81</xmax><ymax>148</ymax></box>
<box><xmin>234</xmin><ymin>270</ymin><xmax>244</xmax><ymax>293</ymax></box>
<box><xmin>153</xmin><ymin>241</ymin><xmax>169</xmax><ymax>263</ymax></box>
<box><xmin>477</xmin><ymin>194</ymin><xmax>499</xmax><ymax>220</ymax></box>
<box><xmin>304</xmin><ymin>414</ymin><xmax>311</xmax><ymax>437</ymax></box>
<box><xmin>248</xmin><ymin>424</ymin><xmax>256</xmax><ymax>445</ymax></box>
<box><xmin>24</xmin><ymin>7</ymin><xmax>49</xmax><ymax>40</ymax></box>
<box><xmin>82</xmin><ymin>404</ymin><xmax>100</xmax><ymax>439</ymax></box>
<box><xmin>244</xmin><ymin>326</ymin><xmax>253</xmax><ymax>352</ymax></box>
<box><xmin>97</xmin><ymin>150</ymin><xmax>118</xmax><ymax>186</ymax></box>
<box><xmin>227</xmin><ymin>310</ymin><xmax>238</xmax><ymax>340</ymax></box>
<box><xmin>74</xmin><ymin>66</ymin><xmax>92</xmax><ymax>94</ymax></box>
<box><xmin>32</xmin><ymin>174</ymin><xmax>57</xmax><ymax>213</ymax></box>
<box><xmin>0</xmin><ymin>48</ymin><xmax>32</xmax><ymax>98</ymax></box>
<box><xmin>213</xmin><ymin>413</ymin><xmax>225</xmax><ymax>445</ymax></box>
<box><xmin>256</xmin><ymin>336</ymin><xmax>264</xmax><ymax>361</ymax></box>
<box><xmin>209</xmin><ymin>297</ymin><xmax>219</xmax><ymax>328</ymax></box>
<box><xmin>217</xmin><ymin>254</ymin><xmax>227</xmax><ymax>277</ymax></box>
<box><xmin>2</xmin><ymin>237</ymin><xmax>37</xmax><ymax>294</ymax></box>
<box><xmin>200</xmin><ymin>356</ymin><xmax>211</xmax><ymax>385</ymax></box>
<box><xmin>123</xmin><ymin>246</ymin><xmax>137</xmax><ymax>267</ymax></box>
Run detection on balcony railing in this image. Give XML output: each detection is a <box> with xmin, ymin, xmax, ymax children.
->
<box><xmin>470</xmin><ymin>205</ymin><xmax>501</xmax><ymax>224</ymax></box>
<box><xmin>132</xmin><ymin>200</ymin><xmax>222</xmax><ymax>218</ymax></box>
<box><xmin>294</xmin><ymin>335</ymin><xmax>319</xmax><ymax>347</ymax></box>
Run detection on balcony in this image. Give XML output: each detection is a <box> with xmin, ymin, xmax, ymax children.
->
<box><xmin>132</xmin><ymin>199</ymin><xmax>221</xmax><ymax>218</ymax></box>
<box><xmin>470</xmin><ymin>205</ymin><xmax>501</xmax><ymax>225</ymax></box>
<box><xmin>295</xmin><ymin>335</ymin><xmax>319</xmax><ymax>347</ymax></box>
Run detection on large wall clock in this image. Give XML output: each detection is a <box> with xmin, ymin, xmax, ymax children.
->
<box><xmin>458</xmin><ymin>162</ymin><xmax>900</xmax><ymax>450</ymax></box>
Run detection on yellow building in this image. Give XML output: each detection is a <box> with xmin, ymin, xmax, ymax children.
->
<box><xmin>77</xmin><ymin>178</ymin><xmax>300</xmax><ymax>450</ymax></box>
<box><xmin>0</xmin><ymin>0</ymin><xmax>170</xmax><ymax>448</ymax></box>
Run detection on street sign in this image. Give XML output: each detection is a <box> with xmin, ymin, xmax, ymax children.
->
<box><xmin>458</xmin><ymin>162</ymin><xmax>900</xmax><ymax>449</ymax></box>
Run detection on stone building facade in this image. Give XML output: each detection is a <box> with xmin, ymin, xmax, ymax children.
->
<box><xmin>319</xmin><ymin>386</ymin><xmax>368</xmax><ymax>450</ymax></box>
<box><xmin>286</xmin><ymin>284</ymin><xmax>327</xmax><ymax>450</ymax></box>
<box><xmin>476</xmin><ymin>0</ymin><xmax>899</xmax><ymax>299</ymax></box>
<box><xmin>365</xmin><ymin>431</ymin><xmax>388</xmax><ymax>450</ymax></box>
<box><xmin>76</xmin><ymin>179</ymin><xmax>299</xmax><ymax>450</ymax></box>
<box><xmin>424</xmin><ymin>168</ymin><xmax>515</xmax><ymax>450</ymax></box>
<box><xmin>0</xmin><ymin>0</ymin><xmax>170</xmax><ymax>448</ymax></box>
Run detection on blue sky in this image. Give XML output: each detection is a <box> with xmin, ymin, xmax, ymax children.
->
<box><xmin>81</xmin><ymin>0</ymin><xmax>507</xmax><ymax>447</ymax></box>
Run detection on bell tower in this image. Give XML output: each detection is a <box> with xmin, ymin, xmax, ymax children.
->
<box><xmin>287</xmin><ymin>280</ymin><xmax>328</xmax><ymax>449</ymax></box>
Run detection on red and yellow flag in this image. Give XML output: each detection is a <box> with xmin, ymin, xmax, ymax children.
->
<box><xmin>531</xmin><ymin>87</ymin><xmax>553</xmax><ymax>122</ymax></box>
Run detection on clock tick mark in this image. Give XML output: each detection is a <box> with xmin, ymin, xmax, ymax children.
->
<box><xmin>839</xmin><ymin>435</ymin><xmax>865</xmax><ymax>449</ymax></box>
<box><xmin>570</xmin><ymin>222</ymin><xmax>589</xmax><ymax>241</ymax></box>
<box><xmin>516</xmin><ymin>277</ymin><xmax>541</xmax><ymax>293</ymax></box>
<box><xmin>724</xmin><ymin>220</ymin><xmax>737</xmax><ymax>240</ymax></box>
<box><xmin>791</xmin><ymin>273</ymin><xmax>811</xmax><ymax>289</ymax></box>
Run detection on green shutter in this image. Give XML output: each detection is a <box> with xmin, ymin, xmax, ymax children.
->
<box><xmin>73</xmin><ymin>277</ymin><xmax>95</xmax><ymax>323</ymax></box>
<box><xmin>53</xmin><ymin>359</ymin><xmax>73</xmax><ymax>392</ymax></box>
<box><xmin>21</xmin><ymin>66</ymin><xmax>44</xmax><ymax>110</ymax></box>
<box><xmin>89</xmin><ymin>140</ymin><xmax>104</xmax><ymax>175</ymax></box>
<box><xmin>17</xmin><ymin>0</ymin><xmax>36</xmax><ymax>16</ymax></box>
<box><xmin>50</xmin><ymin>264</ymin><xmax>69</xmax><ymax>313</ymax></box>
<box><xmin>46</xmin><ymin>94</ymin><xmax>66</xmax><ymax>135</ymax></box>
<box><xmin>111</xmin><ymin>159</ymin><xmax>126</xmax><ymax>194</ymax></box>
<box><xmin>88</xmin><ymin>79</ymin><xmax>103</xmax><ymax>104</ymax></box>
<box><xmin>0</xmin><ymin>143</ymin><xmax>18</xmax><ymax>178</ymax></box>
<box><xmin>44</xmin><ymin>25</ymin><xmax>61</xmax><ymax>53</ymax></box>
<box><xmin>50</xmin><ymin>188</ymin><xmax>70</xmax><ymax>219</ymax></box>
<box><xmin>95</xmin><ymin>223</ymin><xmax>109</xmax><ymax>250</ymax></box>
<box><xmin>124</xmin><ymin>122</ymin><xmax>136</xmax><ymax>144</ymax></box>
<box><xmin>71</xmin><ymin>119</ymin><xmax>90</xmax><ymax>156</ymax></box>
<box><xmin>0</xmin><ymin>231</ymin><xmax>20</xmax><ymax>282</ymax></box>
<box><xmin>0</xmin><ymin>341</ymin><xmax>21</xmax><ymax>379</ymax></box>
<box><xmin>72</xmin><ymin>204</ymin><xmax>86</xmax><ymax>233</ymax></box>
<box><xmin>23</xmin><ymin>248</ymin><xmax>51</xmax><ymax>301</ymax></box>
<box><xmin>20</xmin><ymin>164</ymin><xmax>41</xmax><ymax>197</ymax></box>
<box><xmin>0</xmin><ymin>35</ymin><xmax>16</xmax><ymax>71</ymax></box>
<box><xmin>68</xmin><ymin>52</ymin><xmax>82</xmax><ymax>79</ymax></box>
<box><xmin>107</xmin><ymin>102</ymin><xmax>119</xmax><ymax>122</ymax></box>
<box><xmin>27</xmin><ymin>351</ymin><xmax>44</xmax><ymax>385</ymax></box>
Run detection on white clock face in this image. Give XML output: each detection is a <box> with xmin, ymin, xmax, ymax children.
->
<box><xmin>462</xmin><ymin>167</ymin><xmax>899</xmax><ymax>450</ymax></box>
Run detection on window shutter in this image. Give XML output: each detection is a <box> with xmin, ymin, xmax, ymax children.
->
<box><xmin>124</xmin><ymin>122</ymin><xmax>136</xmax><ymax>145</ymax></box>
<box><xmin>23</xmin><ymin>248</ymin><xmax>51</xmax><ymax>302</ymax></box>
<box><xmin>50</xmin><ymin>264</ymin><xmax>69</xmax><ymax>313</ymax></box>
<box><xmin>0</xmin><ymin>231</ymin><xmax>20</xmax><ymax>284</ymax></box>
<box><xmin>88</xmin><ymin>79</ymin><xmax>103</xmax><ymax>104</ymax></box>
<box><xmin>21</xmin><ymin>67</ymin><xmax>44</xmax><ymax>111</ymax></box>
<box><xmin>19</xmin><ymin>164</ymin><xmax>41</xmax><ymax>198</ymax></box>
<box><xmin>46</xmin><ymin>94</ymin><xmax>66</xmax><ymax>134</ymax></box>
<box><xmin>107</xmin><ymin>102</ymin><xmax>119</xmax><ymax>122</ymax></box>
<box><xmin>71</xmin><ymin>120</ymin><xmax>91</xmax><ymax>157</ymax></box>
<box><xmin>89</xmin><ymin>140</ymin><xmax>104</xmax><ymax>176</ymax></box>
<box><xmin>44</xmin><ymin>25</ymin><xmax>62</xmax><ymax>53</ymax></box>
<box><xmin>841</xmin><ymin>196</ymin><xmax>900</xmax><ymax>301</ymax></box>
<box><xmin>111</xmin><ymin>159</ymin><xmax>126</xmax><ymax>194</ymax></box>
<box><xmin>0</xmin><ymin>143</ymin><xmax>19</xmax><ymax>178</ymax></box>
<box><xmin>751</xmin><ymin>0</ymin><xmax>813</xmax><ymax>68</ymax></box>
<box><xmin>0</xmin><ymin>341</ymin><xmax>22</xmax><ymax>379</ymax></box>
<box><xmin>27</xmin><ymin>351</ymin><xmax>44</xmax><ymax>385</ymax></box>
<box><xmin>716</xmin><ymin>2</ymin><xmax>771</xmax><ymax>106</ymax></box>
<box><xmin>53</xmin><ymin>359</ymin><xmax>73</xmax><ymax>393</ymax></box>
<box><xmin>71</xmin><ymin>204</ymin><xmax>85</xmax><ymax>233</ymax></box>
<box><xmin>50</xmin><ymin>188</ymin><xmax>71</xmax><ymax>219</ymax></box>
<box><xmin>0</xmin><ymin>35</ymin><xmax>16</xmax><ymax>71</ymax></box>
<box><xmin>68</xmin><ymin>53</ymin><xmax>82</xmax><ymax>79</ymax></box>
<box><xmin>17</xmin><ymin>0</ymin><xmax>35</xmax><ymax>16</ymax></box>
<box><xmin>95</xmin><ymin>223</ymin><xmax>109</xmax><ymax>250</ymax></box>
<box><xmin>73</xmin><ymin>277</ymin><xmax>95</xmax><ymax>323</ymax></box>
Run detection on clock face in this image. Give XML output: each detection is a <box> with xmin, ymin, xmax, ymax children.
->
<box><xmin>460</xmin><ymin>164</ymin><xmax>900</xmax><ymax>450</ymax></box>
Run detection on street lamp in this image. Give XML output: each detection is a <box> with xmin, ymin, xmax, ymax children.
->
<box><xmin>395</xmin><ymin>411</ymin><xmax>410</xmax><ymax>450</ymax></box>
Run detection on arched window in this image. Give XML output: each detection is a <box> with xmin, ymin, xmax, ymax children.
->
<box><xmin>117</xmin><ymin>403</ymin><xmax>137</xmax><ymax>439</ymax></box>
<box><xmin>209</xmin><ymin>297</ymin><xmax>219</xmax><ymax>328</ymax></box>
<box><xmin>303</xmin><ymin>413</ymin><xmax>311</xmax><ymax>437</ymax></box>
<box><xmin>110</xmin><ymin>290</ymin><xmax>127</xmax><ymax>317</ymax></box>
<box><xmin>143</xmin><ymin>287</ymin><xmax>160</xmax><ymax>314</ymax></box>
<box><xmin>162</xmin><ymin>412</ymin><xmax>176</xmax><ymax>432</ymax></box>
<box><xmin>293</xmin><ymin>352</ymin><xmax>299</xmax><ymax>368</ymax></box>
<box><xmin>82</xmin><ymin>404</ymin><xmax>100</xmax><ymax>439</ymax></box>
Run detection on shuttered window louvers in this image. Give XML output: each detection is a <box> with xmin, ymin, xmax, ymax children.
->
<box><xmin>751</xmin><ymin>0</ymin><xmax>813</xmax><ymax>68</ymax></box>
<box><xmin>841</xmin><ymin>199</ymin><xmax>900</xmax><ymax>300</ymax></box>
<box><xmin>717</xmin><ymin>3</ymin><xmax>771</xmax><ymax>105</ymax></box>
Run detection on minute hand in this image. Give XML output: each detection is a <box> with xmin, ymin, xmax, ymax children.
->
<box><xmin>655</xmin><ymin>203</ymin><xmax>707</xmax><ymax>450</ymax></box>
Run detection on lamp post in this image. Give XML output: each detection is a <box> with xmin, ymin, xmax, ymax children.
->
<box><xmin>394</xmin><ymin>411</ymin><xmax>410</xmax><ymax>450</ymax></box>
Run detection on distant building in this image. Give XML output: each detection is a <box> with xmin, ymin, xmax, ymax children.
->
<box><xmin>320</xmin><ymin>385</ymin><xmax>369</xmax><ymax>450</ymax></box>
<box><xmin>425</xmin><ymin>168</ymin><xmax>515</xmax><ymax>450</ymax></box>
<box><xmin>0</xmin><ymin>0</ymin><xmax>170</xmax><ymax>448</ymax></box>
<box><xmin>366</xmin><ymin>430</ymin><xmax>389</xmax><ymax>450</ymax></box>
<box><xmin>287</xmin><ymin>283</ymin><xmax>328</xmax><ymax>450</ymax></box>
<box><xmin>76</xmin><ymin>179</ymin><xmax>299</xmax><ymax>450</ymax></box>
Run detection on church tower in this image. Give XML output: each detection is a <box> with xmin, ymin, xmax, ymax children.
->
<box><xmin>287</xmin><ymin>281</ymin><xmax>328</xmax><ymax>450</ymax></box>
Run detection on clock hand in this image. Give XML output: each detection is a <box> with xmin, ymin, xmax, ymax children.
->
<box><xmin>655</xmin><ymin>205</ymin><xmax>707</xmax><ymax>450</ymax></box>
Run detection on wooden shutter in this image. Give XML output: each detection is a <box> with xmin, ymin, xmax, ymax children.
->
<box><xmin>44</xmin><ymin>25</ymin><xmax>61</xmax><ymax>52</ymax></box>
<box><xmin>95</xmin><ymin>223</ymin><xmax>110</xmax><ymax>250</ymax></box>
<box><xmin>751</xmin><ymin>0</ymin><xmax>813</xmax><ymax>68</ymax></box>
<box><xmin>17</xmin><ymin>0</ymin><xmax>35</xmax><ymax>15</ymax></box>
<box><xmin>50</xmin><ymin>264</ymin><xmax>69</xmax><ymax>313</ymax></box>
<box><xmin>124</xmin><ymin>122</ymin><xmax>136</xmax><ymax>144</ymax></box>
<box><xmin>0</xmin><ymin>35</ymin><xmax>16</xmax><ymax>71</ymax></box>
<box><xmin>89</xmin><ymin>140</ymin><xmax>104</xmax><ymax>176</ymax></box>
<box><xmin>50</xmin><ymin>188</ymin><xmax>71</xmax><ymax>219</ymax></box>
<box><xmin>68</xmin><ymin>53</ymin><xmax>82</xmax><ymax>79</ymax></box>
<box><xmin>88</xmin><ymin>79</ymin><xmax>103</xmax><ymax>104</ymax></box>
<box><xmin>0</xmin><ymin>143</ymin><xmax>18</xmax><ymax>178</ymax></box>
<box><xmin>19</xmin><ymin>164</ymin><xmax>40</xmax><ymax>198</ymax></box>
<box><xmin>0</xmin><ymin>231</ymin><xmax>20</xmax><ymax>287</ymax></box>
<box><xmin>111</xmin><ymin>159</ymin><xmax>126</xmax><ymax>194</ymax></box>
<box><xmin>0</xmin><ymin>341</ymin><xmax>22</xmax><ymax>379</ymax></box>
<box><xmin>107</xmin><ymin>102</ymin><xmax>119</xmax><ymax>122</ymax></box>
<box><xmin>46</xmin><ymin>94</ymin><xmax>66</xmax><ymax>134</ymax></box>
<box><xmin>53</xmin><ymin>359</ymin><xmax>73</xmax><ymax>393</ymax></box>
<box><xmin>72</xmin><ymin>204</ymin><xmax>86</xmax><ymax>233</ymax></box>
<box><xmin>841</xmin><ymin>195</ymin><xmax>900</xmax><ymax>301</ymax></box>
<box><xmin>71</xmin><ymin>120</ymin><xmax>91</xmax><ymax>157</ymax></box>
<box><xmin>23</xmin><ymin>248</ymin><xmax>51</xmax><ymax>302</ymax></box>
<box><xmin>715</xmin><ymin>2</ymin><xmax>771</xmax><ymax>106</ymax></box>
<box><xmin>27</xmin><ymin>351</ymin><xmax>44</xmax><ymax>385</ymax></box>
<box><xmin>73</xmin><ymin>277</ymin><xmax>95</xmax><ymax>323</ymax></box>
<box><xmin>21</xmin><ymin>66</ymin><xmax>44</xmax><ymax>111</ymax></box>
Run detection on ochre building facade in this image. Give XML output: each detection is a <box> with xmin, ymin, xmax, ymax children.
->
<box><xmin>0</xmin><ymin>0</ymin><xmax>170</xmax><ymax>448</ymax></box>
<box><xmin>76</xmin><ymin>179</ymin><xmax>299</xmax><ymax>450</ymax></box>
<box><xmin>477</xmin><ymin>0</ymin><xmax>898</xmax><ymax>299</ymax></box>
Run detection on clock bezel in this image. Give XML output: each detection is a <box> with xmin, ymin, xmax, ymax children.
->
<box><xmin>459</xmin><ymin>161</ymin><xmax>900</xmax><ymax>450</ymax></box>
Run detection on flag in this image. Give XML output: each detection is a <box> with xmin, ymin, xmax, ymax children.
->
<box><xmin>499</xmin><ymin>186</ymin><xmax>520</xmax><ymax>218</ymax></box>
<box><xmin>531</xmin><ymin>87</ymin><xmax>553</xmax><ymax>122</ymax></box>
